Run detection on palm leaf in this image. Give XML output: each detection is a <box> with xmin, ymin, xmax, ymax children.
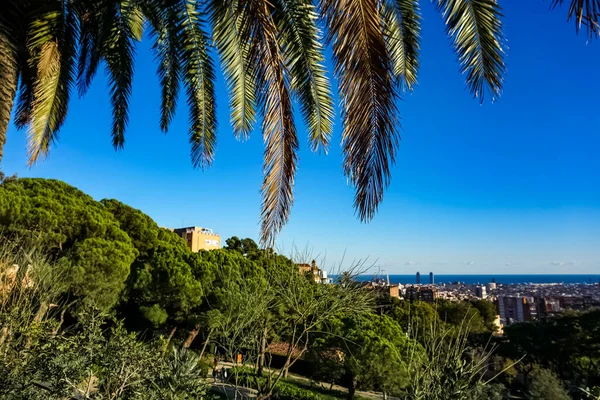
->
<box><xmin>142</xmin><ymin>0</ymin><xmax>182</xmax><ymax>132</ymax></box>
<box><xmin>382</xmin><ymin>0</ymin><xmax>421</xmax><ymax>90</ymax></box>
<box><xmin>76</xmin><ymin>1</ymin><xmax>104</xmax><ymax>98</ymax></box>
<box><xmin>0</xmin><ymin>29</ymin><xmax>19</xmax><ymax>162</ymax></box>
<box><xmin>102</xmin><ymin>0</ymin><xmax>140</xmax><ymax>149</ymax></box>
<box><xmin>552</xmin><ymin>0</ymin><xmax>600</xmax><ymax>38</ymax></box>
<box><xmin>435</xmin><ymin>0</ymin><xmax>505</xmax><ymax>101</ymax></box>
<box><xmin>210</xmin><ymin>0</ymin><xmax>256</xmax><ymax>140</ymax></box>
<box><xmin>322</xmin><ymin>0</ymin><xmax>400</xmax><ymax>222</ymax></box>
<box><xmin>274</xmin><ymin>0</ymin><xmax>334</xmax><ymax>152</ymax></box>
<box><xmin>27</xmin><ymin>1</ymin><xmax>77</xmax><ymax>165</ymax></box>
<box><xmin>178</xmin><ymin>0</ymin><xmax>217</xmax><ymax>169</ymax></box>
<box><xmin>240</xmin><ymin>0</ymin><xmax>299</xmax><ymax>247</ymax></box>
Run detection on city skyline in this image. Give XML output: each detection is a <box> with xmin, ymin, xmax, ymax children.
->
<box><xmin>2</xmin><ymin>0</ymin><xmax>599</xmax><ymax>274</ymax></box>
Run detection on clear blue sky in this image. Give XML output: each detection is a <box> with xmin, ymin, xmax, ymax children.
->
<box><xmin>2</xmin><ymin>1</ymin><xmax>600</xmax><ymax>274</ymax></box>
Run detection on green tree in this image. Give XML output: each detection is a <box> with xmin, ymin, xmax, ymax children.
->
<box><xmin>528</xmin><ymin>366</ymin><xmax>571</xmax><ymax>400</ymax></box>
<box><xmin>469</xmin><ymin>299</ymin><xmax>498</xmax><ymax>331</ymax></box>
<box><xmin>101</xmin><ymin>199</ymin><xmax>161</xmax><ymax>258</ymax></box>
<box><xmin>0</xmin><ymin>0</ymin><xmax>511</xmax><ymax>246</ymax></box>
<box><xmin>0</xmin><ymin>178</ymin><xmax>136</xmax><ymax>309</ymax></box>
<box><xmin>125</xmin><ymin>243</ymin><xmax>204</xmax><ymax>332</ymax></box>
<box><xmin>340</xmin><ymin>315</ymin><xmax>416</xmax><ymax>399</ymax></box>
<box><xmin>500</xmin><ymin>310</ymin><xmax>600</xmax><ymax>387</ymax></box>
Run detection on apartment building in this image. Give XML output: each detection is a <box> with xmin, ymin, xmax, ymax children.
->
<box><xmin>173</xmin><ymin>226</ymin><xmax>221</xmax><ymax>252</ymax></box>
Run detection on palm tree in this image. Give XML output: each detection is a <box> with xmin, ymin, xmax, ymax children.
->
<box><xmin>0</xmin><ymin>1</ymin><xmax>594</xmax><ymax>246</ymax></box>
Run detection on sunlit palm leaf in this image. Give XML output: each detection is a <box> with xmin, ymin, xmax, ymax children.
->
<box><xmin>0</xmin><ymin>30</ymin><xmax>19</xmax><ymax>162</ymax></box>
<box><xmin>435</xmin><ymin>0</ymin><xmax>505</xmax><ymax>101</ymax></box>
<box><xmin>27</xmin><ymin>3</ymin><xmax>77</xmax><ymax>165</ymax></box>
<box><xmin>322</xmin><ymin>0</ymin><xmax>400</xmax><ymax>222</ymax></box>
<box><xmin>210</xmin><ymin>0</ymin><xmax>256</xmax><ymax>140</ymax></box>
<box><xmin>552</xmin><ymin>0</ymin><xmax>600</xmax><ymax>38</ymax></box>
<box><xmin>178</xmin><ymin>0</ymin><xmax>217</xmax><ymax>169</ymax></box>
<box><xmin>274</xmin><ymin>0</ymin><xmax>334</xmax><ymax>152</ymax></box>
<box><xmin>383</xmin><ymin>0</ymin><xmax>421</xmax><ymax>90</ymax></box>
<box><xmin>240</xmin><ymin>0</ymin><xmax>299</xmax><ymax>247</ymax></box>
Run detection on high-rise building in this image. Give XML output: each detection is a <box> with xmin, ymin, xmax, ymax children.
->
<box><xmin>429</xmin><ymin>272</ymin><xmax>434</xmax><ymax>285</ymax></box>
<box><xmin>486</xmin><ymin>282</ymin><xmax>497</xmax><ymax>292</ymax></box>
<box><xmin>498</xmin><ymin>295</ymin><xmax>537</xmax><ymax>325</ymax></box>
<box><xmin>416</xmin><ymin>271</ymin><xmax>421</xmax><ymax>285</ymax></box>
<box><xmin>173</xmin><ymin>226</ymin><xmax>221</xmax><ymax>252</ymax></box>
<box><xmin>405</xmin><ymin>285</ymin><xmax>438</xmax><ymax>303</ymax></box>
<box><xmin>475</xmin><ymin>285</ymin><xmax>487</xmax><ymax>299</ymax></box>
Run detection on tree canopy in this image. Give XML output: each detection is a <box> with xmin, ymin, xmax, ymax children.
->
<box><xmin>0</xmin><ymin>178</ymin><xmax>136</xmax><ymax>308</ymax></box>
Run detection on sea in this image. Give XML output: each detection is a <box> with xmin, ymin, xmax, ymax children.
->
<box><xmin>352</xmin><ymin>274</ymin><xmax>600</xmax><ymax>285</ymax></box>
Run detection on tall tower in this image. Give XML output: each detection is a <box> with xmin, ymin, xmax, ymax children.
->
<box><xmin>416</xmin><ymin>271</ymin><xmax>421</xmax><ymax>285</ymax></box>
<box><xmin>429</xmin><ymin>272</ymin><xmax>434</xmax><ymax>285</ymax></box>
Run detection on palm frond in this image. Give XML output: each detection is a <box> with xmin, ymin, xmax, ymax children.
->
<box><xmin>76</xmin><ymin>3</ymin><xmax>104</xmax><ymax>98</ymax></box>
<box><xmin>0</xmin><ymin>30</ymin><xmax>19</xmax><ymax>162</ymax></box>
<box><xmin>27</xmin><ymin>1</ymin><xmax>77</xmax><ymax>165</ymax></box>
<box><xmin>435</xmin><ymin>0</ymin><xmax>505</xmax><ymax>101</ymax></box>
<box><xmin>103</xmin><ymin>0</ymin><xmax>139</xmax><ymax>149</ymax></box>
<box><xmin>143</xmin><ymin>0</ymin><xmax>182</xmax><ymax>132</ymax></box>
<box><xmin>552</xmin><ymin>0</ymin><xmax>600</xmax><ymax>38</ymax></box>
<box><xmin>210</xmin><ymin>0</ymin><xmax>256</xmax><ymax>140</ymax></box>
<box><xmin>178</xmin><ymin>0</ymin><xmax>217</xmax><ymax>169</ymax></box>
<box><xmin>321</xmin><ymin>0</ymin><xmax>400</xmax><ymax>222</ymax></box>
<box><xmin>240</xmin><ymin>0</ymin><xmax>299</xmax><ymax>247</ymax></box>
<box><xmin>274</xmin><ymin>0</ymin><xmax>334</xmax><ymax>152</ymax></box>
<box><xmin>382</xmin><ymin>0</ymin><xmax>421</xmax><ymax>90</ymax></box>
<box><xmin>14</xmin><ymin>65</ymin><xmax>35</xmax><ymax>129</ymax></box>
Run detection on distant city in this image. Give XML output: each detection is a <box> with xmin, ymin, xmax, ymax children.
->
<box><xmin>355</xmin><ymin>271</ymin><xmax>600</xmax><ymax>330</ymax></box>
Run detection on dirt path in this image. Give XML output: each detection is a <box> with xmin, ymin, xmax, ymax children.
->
<box><xmin>210</xmin><ymin>362</ymin><xmax>399</xmax><ymax>400</ymax></box>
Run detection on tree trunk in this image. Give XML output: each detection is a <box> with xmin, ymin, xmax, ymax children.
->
<box><xmin>0</xmin><ymin>327</ymin><xmax>11</xmax><ymax>349</ymax></box>
<box><xmin>183</xmin><ymin>323</ymin><xmax>201</xmax><ymax>348</ymax></box>
<box><xmin>258</xmin><ymin>324</ymin><xmax>268</xmax><ymax>376</ymax></box>
<box><xmin>347</xmin><ymin>376</ymin><xmax>357</xmax><ymax>400</ymax></box>
<box><xmin>165</xmin><ymin>326</ymin><xmax>178</xmax><ymax>348</ymax></box>
<box><xmin>33</xmin><ymin>301</ymin><xmax>49</xmax><ymax>323</ymax></box>
<box><xmin>198</xmin><ymin>329</ymin><xmax>212</xmax><ymax>359</ymax></box>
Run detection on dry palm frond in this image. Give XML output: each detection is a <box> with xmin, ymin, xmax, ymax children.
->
<box><xmin>322</xmin><ymin>0</ymin><xmax>401</xmax><ymax>222</ymax></box>
<box><xmin>435</xmin><ymin>0</ymin><xmax>505</xmax><ymax>101</ymax></box>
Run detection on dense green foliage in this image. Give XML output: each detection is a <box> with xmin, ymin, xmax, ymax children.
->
<box><xmin>4</xmin><ymin>176</ymin><xmax>598</xmax><ymax>399</ymax></box>
<box><xmin>0</xmin><ymin>178</ymin><xmax>136</xmax><ymax>308</ymax></box>
<box><xmin>528</xmin><ymin>367</ymin><xmax>572</xmax><ymax>400</ymax></box>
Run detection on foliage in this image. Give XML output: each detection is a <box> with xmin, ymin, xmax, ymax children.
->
<box><xmin>471</xmin><ymin>382</ymin><xmax>507</xmax><ymax>400</ymax></box>
<box><xmin>500</xmin><ymin>309</ymin><xmax>600</xmax><ymax>387</ymax></box>
<box><xmin>404</xmin><ymin>320</ymin><xmax>497</xmax><ymax>400</ymax></box>
<box><xmin>0</xmin><ymin>0</ymin><xmax>511</xmax><ymax>246</ymax></box>
<box><xmin>0</xmin><ymin>178</ymin><xmax>136</xmax><ymax>309</ymax></box>
<box><xmin>0</xmin><ymin>242</ymin><xmax>209</xmax><ymax>399</ymax></box>
<box><xmin>528</xmin><ymin>366</ymin><xmax>571</xmax><ymax>400</ymax></box>
<box><xmin>340</xmin><ymin>315</ymin><xmax>416</xmax><ymax>396</ymax></box>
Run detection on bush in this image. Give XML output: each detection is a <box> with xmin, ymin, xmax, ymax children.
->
<box><xmin>0</xmin><ymin>241</ymin><xmax>209</xmax><ymax>400</ymax></box>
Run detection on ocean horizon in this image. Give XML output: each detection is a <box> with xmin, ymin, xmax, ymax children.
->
<box><xmin>351</xmin><ymin>274</ymin><xmax>600</xmax><ymax>285</ymax></box>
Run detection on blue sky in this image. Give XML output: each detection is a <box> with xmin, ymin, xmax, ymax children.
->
<box><xmin>2</xmin><ymin>1</ymin><xmax>600</xmax><ymax>274</ymax></box>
